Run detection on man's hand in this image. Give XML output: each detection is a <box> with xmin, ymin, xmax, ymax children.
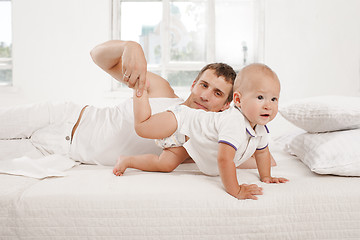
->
<box><xmin>236</xmin><ymin>184</ymin><xmax>263</xmax><ymax>200</ymax></box>
<box><xmin>261</xmin><ymin>176</ymin><xmax>289</xmax><ymax>184</ymax></box>
<box><xmin>121</xmin><ymin>41</ymin><xmax>147</xmax><ymax>96</ymax></box>
<box><xmin>91</xmin><ymin>40</ymin><xmax>177</xmax><ymax>99</ymax></box>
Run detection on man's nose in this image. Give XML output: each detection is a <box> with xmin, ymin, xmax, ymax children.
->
<box><xmin>200</xmin><ymin>89</ymin><xmax>212</xmax><ymax>101</ymax></box>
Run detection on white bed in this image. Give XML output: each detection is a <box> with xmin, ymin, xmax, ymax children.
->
<box><xmin>1</xmin><ymin>137</ymin><xmax>359</xmax><ymax>240</ymax></box>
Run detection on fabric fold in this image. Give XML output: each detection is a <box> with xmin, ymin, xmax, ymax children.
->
<box><xmin>0</xmin><ymin>154</ymin><xmax>78</xmax><ymax>179</ymax></box>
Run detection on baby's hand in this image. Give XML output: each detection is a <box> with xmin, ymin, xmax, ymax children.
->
<box><xmin>261</xmin><ymin>176</ymin><xmax>289</xmax><ymax>184</ymax></box>
<box><xmin>236</xmin><ymin>184</ymin><xmax>263</xmax><ymax>200</ymax></box>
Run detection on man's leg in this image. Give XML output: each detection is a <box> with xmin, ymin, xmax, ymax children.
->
<box><xmin>0</xmin><ymin>102</ymin><xmax>53</xmax><ymax>139</ymax></box>
<box><xmin>0</xmin><ymin>101</ymin><xmax>82</xmax><ymax>158</ymax></box>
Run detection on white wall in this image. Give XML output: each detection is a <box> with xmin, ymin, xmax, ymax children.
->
<box><xmin>265</xmin><ymin>0</ymin><xmax>360</xmax><ymax>136</ymax></box>
<box><xmin>264</xmin><ymin>0</ymin><xmax>360</xmax><ymax>101</ymax></box>
<box><xmin>1</xmin><ymin>0</ymin><xmax>112</xmax><ymax>106</ymax></box>
<box><xmin>0</xmin><ymin>0</ymin><xmax>359</xmax><ymax>107</ymax></box>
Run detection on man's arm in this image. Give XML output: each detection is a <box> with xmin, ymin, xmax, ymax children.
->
<box><xmin>218</xmin><ymin>143</ymin><xmax>263</xmax><ymax>200</ymax></box>
<box><xmin>90</xmin><ymin>40</ymin><xmax>177</xmax><ymax>98</ymax></box>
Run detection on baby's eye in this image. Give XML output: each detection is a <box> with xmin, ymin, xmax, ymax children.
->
<box><xmin>271</xmin><ymin>97</ymin><xmax>278</xmax><ymax>102</ymax></box>
<box><xmin>257</xmin><ymin>95</ymin><xmax>264</xmax><ymax>100</ymax></box>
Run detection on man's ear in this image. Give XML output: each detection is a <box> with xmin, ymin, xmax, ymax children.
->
<box><xmin>190</xmin><ymin>80</ymin><xmax>197</xmax><ymax>90</ymax></box>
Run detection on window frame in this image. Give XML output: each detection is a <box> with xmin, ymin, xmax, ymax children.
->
<box><xmin>0</xmin><ymin>0</ymin><xmax>13</xmax><ymax>87</ymax></box>
<box><xmin>111</xmin><ymin>0</ymin><xmax>265</xmax><ymax>91</ymax></box>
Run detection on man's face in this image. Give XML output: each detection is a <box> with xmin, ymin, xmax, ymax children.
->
<box><xmin>185</xmin><ymin>69</ymin><xmax>233</xmax><ymax>112</ymax></box>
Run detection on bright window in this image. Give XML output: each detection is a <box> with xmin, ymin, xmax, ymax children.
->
<box><xmin>112</xmin><ymin>0</ymin><xmax>264</xmax><ymax>89</ymax></box>
<box><xmin>0</xmin><ymin>0</ymin><xmax>12</xmax><ymax>86</ymax></box>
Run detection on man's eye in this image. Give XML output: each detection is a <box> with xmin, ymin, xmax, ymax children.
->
<box><xmin>201</xmin><ymin>83</ymin><xmax>208</xmax><ymax>88</ymax></box>
<box><xmin>215</xmin><ymin>92</ymin><xmax>222</xmax><ymax>97</ymax></box>
<box><xmin>257</xmin><ymin>95</ymin><xmax>264</xmax><ymax>100</ymax></box>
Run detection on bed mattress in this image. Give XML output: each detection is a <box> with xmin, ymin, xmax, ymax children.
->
<box><xmin>1</xmin><ymin>139</ymin><xmax>359</xmax><ymax>239</ymax></box>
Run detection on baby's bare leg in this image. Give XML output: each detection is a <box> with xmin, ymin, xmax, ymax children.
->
<box><xmin>113</xmin><ymin>155</ymin><xmax>155</xmax><ymax>176</ymax></box>
<box><xmin>238</xmin><ymin>154</ymin><xmax>277</xmax><ymax>169</ymax></box>
<box><xmin>113</xmin><ymin>155</ymin><xmax>132</xmax><ymax>176</ymax></box>
<box><xmin>113</xmin><ymin>147</ymin><xmax>189</xmax><ymax>176</ymax></box>
<box><xmin>152</xmin><ymin>147</ymin><xmax>189</xmax><ymax>172</ymax></box>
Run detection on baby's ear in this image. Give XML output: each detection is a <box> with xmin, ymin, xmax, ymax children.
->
<box><xmin>233</xmin><ymin>92</ymin><xmax>241</xmax><ymax>104</ymax></box>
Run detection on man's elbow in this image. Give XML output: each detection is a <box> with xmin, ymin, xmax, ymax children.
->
<box><xmin>90</xmin><ymin>46</ymin><xmax>100</xmax><ymax>65</ymax></box>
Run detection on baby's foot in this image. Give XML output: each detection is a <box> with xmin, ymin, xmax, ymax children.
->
<box><xmin>113</xmin><ymin>156</ymin><xmax>129</xmax><ymax>176</ymax></box>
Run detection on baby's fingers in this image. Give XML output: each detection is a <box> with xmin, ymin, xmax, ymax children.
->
<box><xmin>271</xmin><ymin>177</ymin><xmax>289</xmax><ymax>183</ymax></box>
<box><xmin>246</xmin><ymin>194</ymin><xmax>258</xmax><ymax>200</ymax></box>
<box><xmin>250</xmin><ymin>189</ymin><xmax>263</xmax><ymax>196</ymax></box>
<box><xmin>272</xmin><ymin>178</ymin><xmax>280</xmax><ymax>184</ymax></box>
<box><xmin>278</xmin><ymin>177</ymin><xmax>289</xmax><ymax>183</ymax></box>
<box><xmin>244</xmin><ymin>189</ymin><xmax>263</xmax><ymax>200</ymax></box>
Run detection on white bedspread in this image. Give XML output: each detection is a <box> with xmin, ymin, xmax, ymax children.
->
<box><xmin>1</xmin><ymin>139</ymin><xmax>360</xmax><ymax>239</ymax></box>
<box><xmin>0</xmin><ymin>155</ymin><xmax>78</xmax><ymax>179</ymax></box>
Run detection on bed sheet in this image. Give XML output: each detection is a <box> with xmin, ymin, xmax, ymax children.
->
<box><xmin>1</xmin><ymin>140</ymin><xmax>359</xmax><ymax>239</ymax></box>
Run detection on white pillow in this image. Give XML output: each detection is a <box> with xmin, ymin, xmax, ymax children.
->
<box><xmin>286</xmin><ymin>129</ymin><xmax>360</xmax><ymax>176</ymax></box>
<box><xmin>279</xmin><ymin>96</ymin><xmax>360</xmax><ymax>133</ymax></box>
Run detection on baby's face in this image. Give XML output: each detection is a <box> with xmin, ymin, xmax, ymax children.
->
<box><xmin>234</xmin><ymin>75</ymin><xmax>280</xmax><ymax>128</ymax></box>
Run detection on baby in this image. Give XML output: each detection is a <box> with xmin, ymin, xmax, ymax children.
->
<box><xmin>113</xmin><ymin>63</ymin><xmax>288</xmax><ymax>200</ymax></box>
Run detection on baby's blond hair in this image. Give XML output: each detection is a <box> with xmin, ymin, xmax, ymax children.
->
<box><xmin>234</xmin><ymin>63</ymin><xmax>279</xmax><ymax>93</ymax></box>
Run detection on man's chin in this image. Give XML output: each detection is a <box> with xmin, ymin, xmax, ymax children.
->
<box><xmin>194</xmin><ymin>103</ymin><xmax>208</xmax><ymax>111</ymax></box>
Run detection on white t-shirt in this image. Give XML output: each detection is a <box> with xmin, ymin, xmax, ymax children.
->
<box><xmin>70</xmin><ymin>97</ymin><xmax>184</xmax><ymax>165</ymax></box>
<box><xmin>170</xmin><ymin>105</ymin><xmax>269</xmax><ymax>176</ymax></box>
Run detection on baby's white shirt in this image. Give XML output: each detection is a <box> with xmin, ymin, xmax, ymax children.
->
<box><xmin>169</xmin><ymin>105</ymin><xmax>269</xmax><ymax>176</ymax></box>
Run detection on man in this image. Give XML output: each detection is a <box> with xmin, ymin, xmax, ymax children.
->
<box><xmin>90</xmin><ymin>40</ymin><xmax>273</xmax><ymax>168</ymax></box>
<box><xmin>0</xmin><ymin>40</ymin><xmax>271</xmax><ymax>168</ymax></box>
<box><xmin>83</xmin><ymin>40</ymin><xmax>236</xmax><ymax>165</ymax></box>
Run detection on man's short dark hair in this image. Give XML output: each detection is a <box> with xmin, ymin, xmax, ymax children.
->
<box><xmin>194</xmin><ymin>63</ymin><xmax>236</xmax><ymax>103</ymax></box>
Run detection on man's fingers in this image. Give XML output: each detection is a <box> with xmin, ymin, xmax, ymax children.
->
<box><xmin>137</xmin><ymin>74</ymin><xmax>146</xmax><ymax>97</ymax></box>
<box><xmin>122</xmin><ymin>66</ymin><xmax>129</xmax><ymax>81</ymax></box>
<box><xmin>128</xmin><ymin>73</ymin><xmax>138</xmax><ymax>88</ymax></box>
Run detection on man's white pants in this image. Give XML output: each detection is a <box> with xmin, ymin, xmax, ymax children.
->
<box><xmin>0</xmin><ymin>102</ymin><xmax>82</xmax><ymax>159</ymax></box>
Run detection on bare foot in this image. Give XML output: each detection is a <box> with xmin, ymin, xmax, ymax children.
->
<box><xmin>113</xmin><ymin>156</ymin><xmax>130</xmax><ymax>176</ymax></box>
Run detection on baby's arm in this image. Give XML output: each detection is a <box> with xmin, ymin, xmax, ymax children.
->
<box><xmin>133</xmin><ymin>85</ymin><xmax>178</xmax><ymax>139</ymax></box>
<box><xmin>254</xmin><ymin>147</ymin><xmax>289</xmax><ymax>183</ymax></box>
<box><xmin>218</xmin><ymin>143</ymin><xmax>263</xmax><ymax>200</ymax></box>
